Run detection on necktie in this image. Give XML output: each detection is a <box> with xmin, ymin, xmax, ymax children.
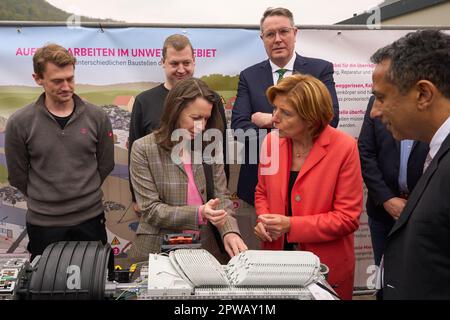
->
<box><xmin>423</xmin><ymin>152</ymin><xmax>432</xmax><ymax>173</ymax></box>
<box><xmin>276</xmin><ymin>68</ymin><xmax>287</xmax><ymax>84</ymax></box>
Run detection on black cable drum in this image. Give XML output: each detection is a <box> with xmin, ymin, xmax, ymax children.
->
<box><xmin>28</xmin><ymin>241</ymin><xmax>111</xmax><ymax>300</ymax></box>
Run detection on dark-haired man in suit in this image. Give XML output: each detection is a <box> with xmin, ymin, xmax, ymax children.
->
<box><xmin>370</xmin><ymin>29</ymin><xmax>450</xmax><ymax>299</ymax></box>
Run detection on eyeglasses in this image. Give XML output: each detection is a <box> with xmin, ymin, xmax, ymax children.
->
<box><xmin>261</xmin><ymin>27</ymin><xmax>295</xmax><ymax>40</ymax></box>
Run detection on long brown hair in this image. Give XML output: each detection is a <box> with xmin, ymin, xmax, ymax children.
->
<box><xmin>155</xmin><ymin>78</ymin><xmax>223</xmax><ymax>150</ymax></box>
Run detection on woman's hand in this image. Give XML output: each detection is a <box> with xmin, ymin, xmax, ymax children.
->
<box><xmin>254</xmin><ymin>221</ymin><xmax>273</xmax><ymax>242</ymax></box>
<box><xmin>257</xmin><ymin>214</ymin><xmax>291</xmax><ymax>241</ymax></box>
<box><xmin>223</xmin><ymin>233</ymin><xmax>248</xmax><ymax>257</ymax></box>
<box><xmin>200</xmin><ymin>198</ymin><xmax>228</xmax><ymax>228</ymax></box>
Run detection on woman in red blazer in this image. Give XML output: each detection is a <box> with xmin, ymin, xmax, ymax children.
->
<box><xmin>254</xmin><ymin>74</ymin><xmax>363</xmax><ymax>300</ymax></box>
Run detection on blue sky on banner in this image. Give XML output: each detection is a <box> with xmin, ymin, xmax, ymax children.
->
<box><xmin>46</xmin><ymin>0</ymin><xmax>383</xmax><ymax>25</ymax></box>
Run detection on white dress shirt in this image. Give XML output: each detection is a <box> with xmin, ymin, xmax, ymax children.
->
<box><xmin>269</xmin><ymin>53</ymin><xmax>296</xmax><ymax>85</ymax></box>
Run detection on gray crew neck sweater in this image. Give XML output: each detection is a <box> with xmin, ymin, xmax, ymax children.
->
<box><xmin>5</xmin><ymin>93</ymin><xmax>115</xmax><ymax>227</ymax></box>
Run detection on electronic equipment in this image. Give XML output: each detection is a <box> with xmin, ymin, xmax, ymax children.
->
<box><xmin>0</xmin><ymin>241</ymin><xmax>336</xmax><ymax>300</ymax></box>
<box><xmin>0</xmin><ymin>254</ymin><xmax>29</xmax><ymax>300</ymax></box>
<box><xmin>160</xmin><ymin>232</ymin><xmax>202</xmax><ymax>252</ymax></box>
<box><xmin>141</xmin><ymin>249</ymin><xmax>326</xmax><ymax>300</ymax></box>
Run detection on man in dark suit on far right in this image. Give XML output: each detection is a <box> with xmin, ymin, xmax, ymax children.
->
<box><xmin>370</xmin><ymin>29</ymin><xmax>450</xmax><ymax>299</ymax></box>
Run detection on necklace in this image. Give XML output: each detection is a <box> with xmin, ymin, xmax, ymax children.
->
<box><xmin>293</xmin><ymin>145</ymin><xmax>311</xmax><ymax>158</ymax></box>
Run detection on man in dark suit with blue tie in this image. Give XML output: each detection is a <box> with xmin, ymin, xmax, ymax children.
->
<box><xmin>370</xmin><ymin>30</ymin><xmax>450</xmax><ymax>299</ymax></box>
<box><xmin>358</xmin><ymin>96</ymin><xmax>428</xmax><ymax>286</ymax></box>
<box><xmin>231</xmin><ymin>7</ymin><xmax>339</xmax><ymax>214</ymax></box>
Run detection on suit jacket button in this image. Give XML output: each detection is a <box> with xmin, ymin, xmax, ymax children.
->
<box><xmin>200</xmin><ymin>189</ymin><xmax>205</xmax><ymax>194</ymax></box>
<box><xmin>295</xmin><ymin>195</ymin><xmax>301</xmax><ymax>202</ymax></box>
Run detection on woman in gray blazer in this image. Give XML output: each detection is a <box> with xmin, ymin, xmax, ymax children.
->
<box><xmin>129</xmin><ymin>78</ymin><xmax>247</xmax><ymax>263</ymax></box>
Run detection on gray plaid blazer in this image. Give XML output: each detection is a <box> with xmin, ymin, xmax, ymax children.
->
<box><xmin>129</xmin><ymin>133</ymin><xmax>240</xmax><ymax>262</ymax></box>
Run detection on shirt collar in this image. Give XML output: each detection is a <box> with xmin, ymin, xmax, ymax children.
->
<box><xmin>270</xmin><ymin>53</ymin><xmax>296</xmax><ymax>73</ymax></box>
<box><xmin>429</xmin><ymin>115</ymin><xmax>450</xmax><ymax>159</ymax></box>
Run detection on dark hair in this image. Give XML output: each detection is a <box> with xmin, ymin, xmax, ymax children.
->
<box><xmin>267</xmin><ymin>74</ymin><xmax>333</xmax><ymax>139</ymax></box>
<box><xmin>155</xmin><ymin>78</ymin><xmax>223</xmax><ymax>150</ymax></box>
<box><xmin>162</xmin><ymin>34</ymin><xmax>194</xmax><ymax>61</ymax></box>
<box><xmin>260</xmin><ymin>7</ymin><xmax>294</xmax><ymax>30</ymax></box>
<box><xmin>33</xmin><ymin>43</ymin><xmax>76</xmax><ymax>78</ymax></box>
<box><xmin>371</xmin><ymin>29</ymin><xmax>450</xmax><ymax>98</ymax></box>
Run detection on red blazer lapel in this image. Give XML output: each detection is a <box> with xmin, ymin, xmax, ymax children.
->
<box><xmin>297</xmin><ymin>126</ymin><xmax>331</xmax><ymax>181</ymax></box>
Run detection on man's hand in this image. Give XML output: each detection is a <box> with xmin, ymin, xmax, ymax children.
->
<box><xmin>200</xmin><ymin>198</ymin><xmax>228</xmax><ymax>228</ymax></box>
<box><xmin>251</xmin><ymin>112</ymin><xmax>273</xmax><ymax>128</ymax></box>
<box><xmin>223</xmin><ymin>233</ymin><xmax>248</xmax><ymax>257</ymax></box>
<box><xmin>383</xmin><ymin>197</ymin><xmax>407</xmax><ymax>220</ymax></box>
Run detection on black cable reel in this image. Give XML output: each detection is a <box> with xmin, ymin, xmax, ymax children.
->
<box><xmin>20</xmin><ymin>241</ymin><xmax>112</xmax><ymax>300</ymax></box>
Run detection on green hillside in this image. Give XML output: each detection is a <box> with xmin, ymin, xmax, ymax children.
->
<box><xmin>0</xmin><ymin>164</ymin><xmax>8</xmax><ymax>184</ymax></box>
<box><xmin>0</xmin><ymin>0</ymin><xmax>117</xmax><ymax>22</ymax></box>
<box><xmin>79</xmin><ymin>90</ymin><xmax>140</xmax><ymax>106</ymax></box>
<box><xmin>201</xmin><ymin>74</ymin><xmax>239</xmax><ymax>91</ymax></box>
<box><xmin>0</xmin><ymin>79</ymin><xmax>238</xmax><ymax>117</ymax></box>
<box><xmin>0</xmin><ymin>85</ymin><xmax>145</xmax><ymax>116</ymax></box>
<box><xmin>0</xmin><ymin>86</ymin><xmax>41</xmax><ymax>117</ymax></box>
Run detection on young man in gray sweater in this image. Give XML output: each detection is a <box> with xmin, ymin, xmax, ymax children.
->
<box><xmin>5</xmin><ymin>43</ymin><xmax>115</xmax><ymax>260</ymax></box>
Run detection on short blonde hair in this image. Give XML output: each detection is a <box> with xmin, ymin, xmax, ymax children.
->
<box><xmin>162</xmin><ymin>34</ymin><xmax>194</xmax><ymax>61</ymax></box>
<box><xmin>260</xmin><ymin>7</ymin><xmax>295</xmax><ymax>30</ymax></box>
<box><xmin>266</xmin><ymin>74</ymin><xmax>333</xmax><ymax>139</ymax></box>
<box><xmin>33</xmin><ymin>43</ymin><xmax>76</xmax><ymax>78</ymax></box>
